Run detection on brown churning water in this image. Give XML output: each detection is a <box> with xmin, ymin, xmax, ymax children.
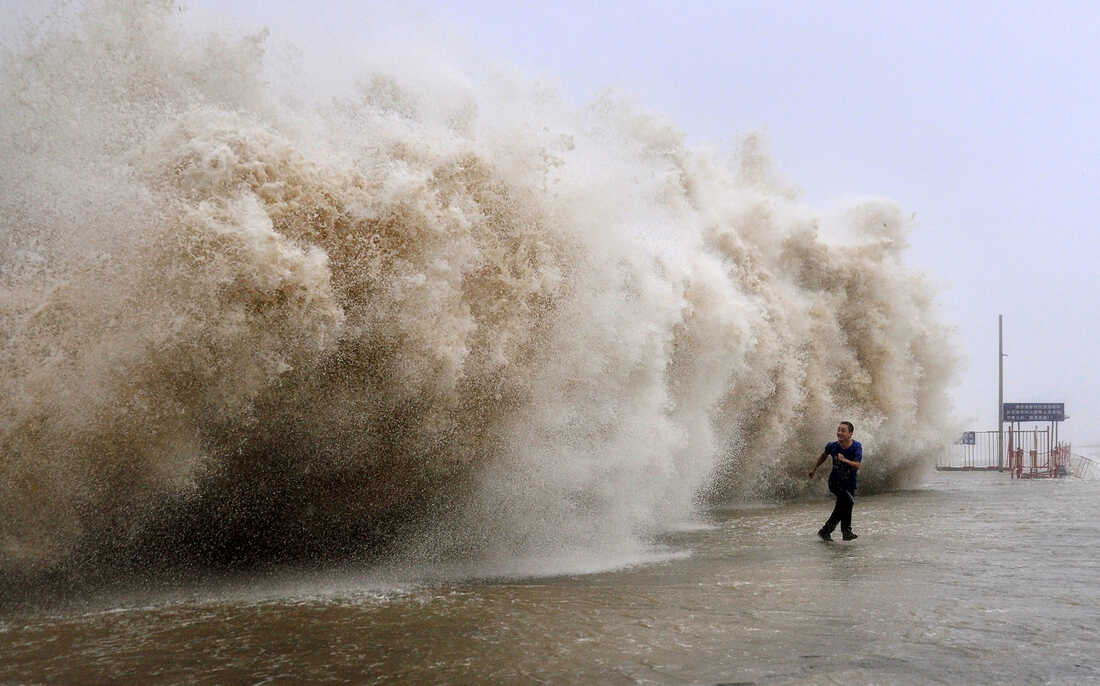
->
<box><xmin>0</xmin><ymin>1</ymin><xmax>957</xmax><ymax>585</ymax></box>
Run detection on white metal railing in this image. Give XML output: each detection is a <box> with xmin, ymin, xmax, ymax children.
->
<box><xmin>1069</xmin><ymin>453</ymin><xmax>1100</xmax><ymax>480</ymax></box>
<box><xmin>938</xmin><ymin>429</ymin><xmax>1098</xmax><ymax>480</ymax></box>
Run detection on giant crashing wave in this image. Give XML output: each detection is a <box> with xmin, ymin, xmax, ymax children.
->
<box><xmin>0</xmin><ymin>1</ymin><xmax>957</xmax><ymax>583</ymax></box>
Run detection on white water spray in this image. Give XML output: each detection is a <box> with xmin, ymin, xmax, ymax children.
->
<box><xmin>0</xmin><ymin>1</ymin><xmax>958</xmax><ymax>579</ymax></box>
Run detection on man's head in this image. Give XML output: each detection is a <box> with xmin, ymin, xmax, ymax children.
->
<box><xmin>837</xmin><ymin>421</ymin><xmax>854</xmax><ymax>442</ymax></box>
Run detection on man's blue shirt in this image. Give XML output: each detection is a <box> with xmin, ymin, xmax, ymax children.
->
<box><xmin>825</xmin><ymin>440</ymin><xmax>863</xmax><ymax>490</ymax></box>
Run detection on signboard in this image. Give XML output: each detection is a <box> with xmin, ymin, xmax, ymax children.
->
<box><xmin>955</xmin><ymin>431</ymin><xmax>976</xmax><ymax>445</ymax></box>
<box><xmin>1002</xmin><ymin>402</ymin><xmax>1065</xmax><ymax>422</ymax></box>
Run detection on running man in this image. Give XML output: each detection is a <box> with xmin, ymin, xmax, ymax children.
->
<box><xmin>808</xmin><ymin>421</ymin><xmax>863</xmax><ymax>541</ymax></box>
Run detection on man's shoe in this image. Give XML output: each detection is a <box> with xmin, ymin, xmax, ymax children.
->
<box><xmin>841</xmin><ymin>530</ymin><xmax>858</xmax><ymax>541</ymax></box>
<box><xmin>817</xmin><ymin>528</ymin><xmax>833</xmax><ymax>541</ymax></box>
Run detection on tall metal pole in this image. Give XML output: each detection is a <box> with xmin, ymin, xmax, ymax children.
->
<box><xmin>997</xmin><ymin>314</ymin><xmax>1004</xmax><ymax>471</ymax></box>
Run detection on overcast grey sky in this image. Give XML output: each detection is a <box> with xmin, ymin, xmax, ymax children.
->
<box><xmin>11</xmin><ymin>0</ymin><xmax>1098</xmax><ymax>443</ymax></box>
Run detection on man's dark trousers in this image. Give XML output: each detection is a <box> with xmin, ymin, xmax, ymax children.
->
<box><xmin>822</xmin><ymin>480</ymin><xmax>855</xmax><ymax>534</ymax></box>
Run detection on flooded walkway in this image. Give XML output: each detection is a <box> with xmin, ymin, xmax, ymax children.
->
<box><xmin>3</xmin><ymin>472</ymin><xmax>1099</xmax><ymax>685</ymax></box>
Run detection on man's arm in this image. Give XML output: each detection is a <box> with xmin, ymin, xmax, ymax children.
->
<box><xmin>808</xmin><ymin>450</ymin><xmax>828</xmax><ymax>478</ymax></box>
<box><xmin>836</xmin><ymin>455</ymin><xmax>861</xmax><ymax>470</ymax></box>
<box><xmin>837</xmin><ymin>444</ymin><xmax>862</xmax><ymax>470</ymax></box>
